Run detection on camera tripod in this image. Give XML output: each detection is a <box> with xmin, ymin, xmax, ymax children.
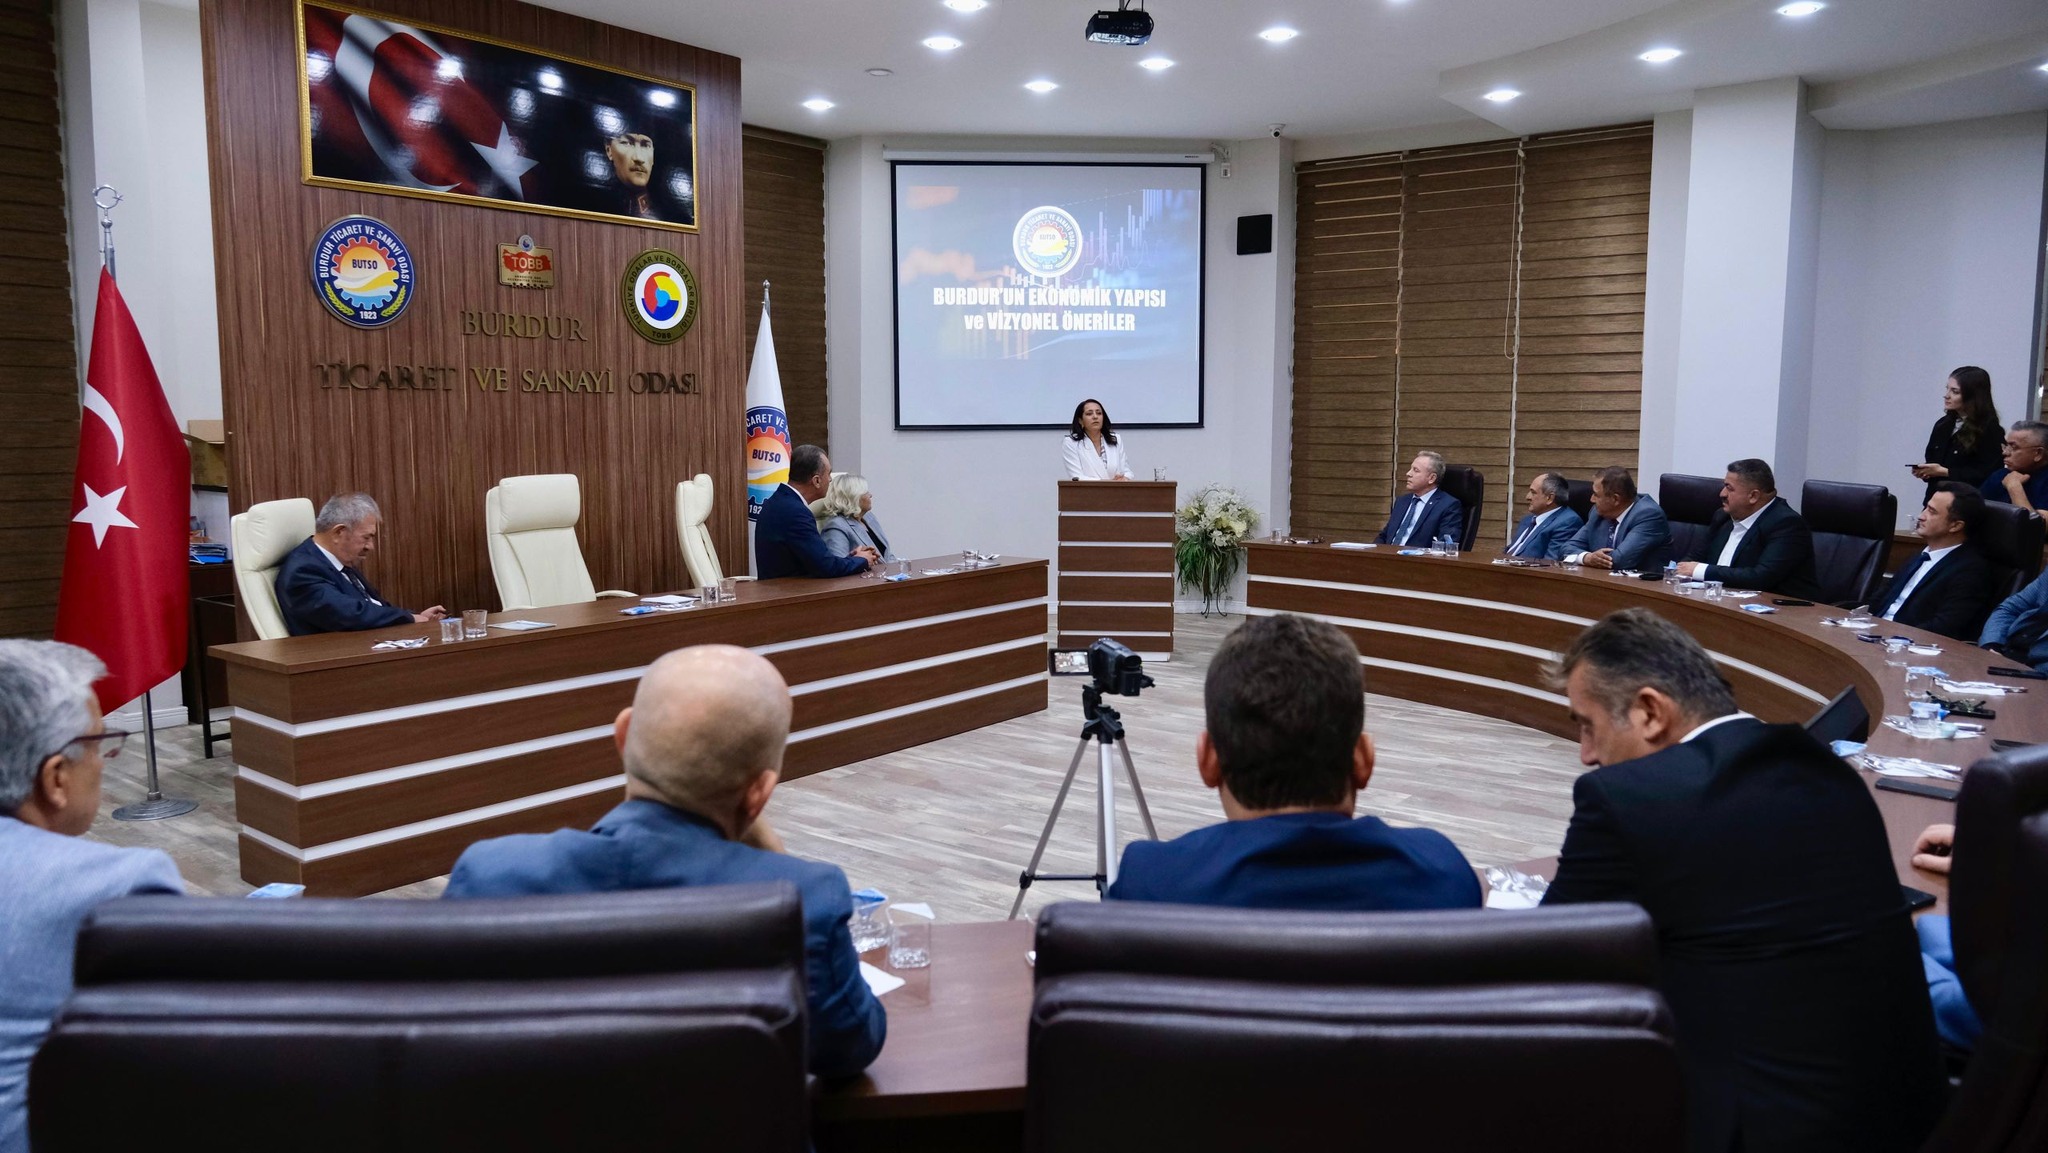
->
<box><xmin>1008</xmin><ymin>683</ymin><xmax>1158</xmax><ymax>918</ymax></box>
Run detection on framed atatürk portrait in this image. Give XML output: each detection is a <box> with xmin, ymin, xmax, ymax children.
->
<box><xmin>299</xmin><ymin>1</ymin><xmax>698</xmax><ymax>230</ymax></box>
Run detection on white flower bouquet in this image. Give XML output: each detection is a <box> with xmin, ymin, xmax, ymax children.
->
<box><xmin>1174</xmin><ymin>483</ymin><xmax>1259</xmax><ymax>615</ymax></box>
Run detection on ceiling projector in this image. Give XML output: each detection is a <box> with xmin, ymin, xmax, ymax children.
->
<box><xmin>1085</xmin><ymin>2</ymin><xmax>1153</xmax><ymax>45</ymax></box>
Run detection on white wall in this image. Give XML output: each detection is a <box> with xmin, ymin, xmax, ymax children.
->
<box><xmin>825</xmin><ymin>134</ymin><xmax>1296</xmax><ymax>612</ymax></box>
<box><xmin>58</xmin><ymin>0</ymin><xmax>216</xmax><ymax>723</ymax></box>
<box><xmin>1638</xmin><ymin>109</ymin><xmax>1691</xmax><ymax>485</ymax></box>
<box><xmin>1669</xmin><ymin>78</ymin><xmax>1824</xmax><ymax>494</ymax></box>
<box><xmin>1807</xmin><ymin>112</ymin><xmax>2048</xmax><ymax>524</ymax></box>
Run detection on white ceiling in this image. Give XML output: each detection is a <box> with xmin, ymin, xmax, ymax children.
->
<box><xmin>533</xmin><ymin>0</ymin><xmax>2048</xmax><ymax>142</ymax></box>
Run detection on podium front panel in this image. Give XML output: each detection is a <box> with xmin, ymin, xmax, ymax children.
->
<box><xmin>1056</xmin><ymin>481</ymin><xmax>1174</xmax><ymax>660</ymax></box>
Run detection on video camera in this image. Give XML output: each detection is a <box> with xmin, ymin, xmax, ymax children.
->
<box><xmin>1048</xmin><ymin>637</ymin><xmax>1153</xmax><ymax>697</ymax></box>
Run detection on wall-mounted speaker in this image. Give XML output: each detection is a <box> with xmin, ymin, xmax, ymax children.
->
<box><xmin>1236</xmin><ymin>213</ymin><xmax>1273</xmax><ymax>256</ymax></box>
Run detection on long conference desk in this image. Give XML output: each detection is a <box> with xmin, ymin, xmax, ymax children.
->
<box><xmin>813</xmin><ymin>544</ymin><xmax>2016</xmax><ymax>1146</ymax></box>
<box><xmin>214</xmin><ymin>556</ymin><xmax>1050</xmax><ymax>897</ymax></box>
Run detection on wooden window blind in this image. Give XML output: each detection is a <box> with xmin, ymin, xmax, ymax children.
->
<box><xmin>742</xmin><ymin>126</ymin><xmax>827</xmax><ymax>452</ymax></box>
<box><xmin>1290</xmin><ymin>124</ymin><xmax>1652</xmax><ymax>550</ymax></box>
<box><xmin>0</xmin><ymin>0</ymin><xmax>79</xmax><ymax>638</ymax></box>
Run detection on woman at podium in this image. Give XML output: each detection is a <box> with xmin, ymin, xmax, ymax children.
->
<box><xmin>1062</xmin><ymin>398</ymin><xmax>1134</xmax><ymax>481</ymax></box>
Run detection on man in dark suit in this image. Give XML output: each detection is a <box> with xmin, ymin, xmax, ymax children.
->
<box><xmin>1544</xmin><ymin>608</ymin><xmax>1945</xmax><ymax>1153</ymax></box>
<box><xmin>1106</xmin><ymin>613</ymin><xmax>1480</xmax><ymax>911</ymax></box>
<box><xmin>1560</xmin><ymin>466</ymin><xmax>1672</xmax><ymax>571</ymax></box>
<box><xmin>1979</xmin><ymin>419</ymin><xmax>2048</xmax><ymax>513</ymax></box>
<box><xmin>1871</xmin><ymin>482</ymin><xmax>1995</xmax><ymax>640</ymax></box>
<box><xmin>1676</xmin><ymin>458</ymin><xmax>1823</xmax><ymax>598</ymax></box>
<box><xmin>1505</xmin><ymin>471</ymin><xmax>1583</xmax><ymax>559</ymax></box>
<box><xmin>444</xmin><ymin>644</ymin><xmax>886</xmax><ymax>1079</ymax></box>
<box><xmin>754</xmin><ymin>444</ymin><xmax>878</xmax><ymax>580</ymax></box>
<box><xmin>275</xmin><ymin>493</ymin><xmax>444</xmax><ymax>636</ymax></box>
<box><xmin>1374</xmin><ymin>450</ymin><xmax>1465</xmax><ymax>548</ymax></box>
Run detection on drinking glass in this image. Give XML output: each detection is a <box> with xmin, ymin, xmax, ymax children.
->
<box><xmin>699</xmin><ymin>583</ymin><xmax>719</xmax><ymax>604</ymax></box>
<box><xmin>849</xmin><ymin>892</ymin><xmax>889</xmax><ymax>953</ymax></box>
<box><xmin>887</xmin><ymin>911</ymin><xmax>931</xmax><ymax>970</ymax></box>
<box><xmin>718</xmin><ymin>576</ymin><xmax>737</xmax><ymax>601</ymax></box>
<box><xmin>1908</xmin><ymin>699</ymin><xmax>1944</xmax><ymax>738</ymax></box>
<box><xmin>461</xmin><ymin>609</ymin><xmax>488</xmax><ymax>639</ymax></box>
<box><xmin>1703</xmin><ymin>581</ymin><xmax>1725</xmax><ymax>601</ymax></box>
<box><xmin>1152</xmin><ymin>468</ymin><xmax>1167</xmax><ymax>482</ymax></box>
<box><xmin>439</xmin><ymin>618</ymin><xmax>462</xmax><ymax>644</ymax></box>
<box><xmin>1904</xmin><ymin>665</ymin><xmax>1935</xmax><ymax>703</ymax></box>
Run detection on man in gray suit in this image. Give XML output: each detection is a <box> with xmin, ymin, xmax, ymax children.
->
<box><xmin>0</xmin><ymin>641</ymin><xmax>182</xmax><ymax>1153</ymax></box>
<box><xmin>1560</xmin><ymin>466</ymin><xmax>1674</xmax><ymax>572</ymax></box>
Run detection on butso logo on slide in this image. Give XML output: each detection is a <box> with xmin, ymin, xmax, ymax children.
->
<box><xmin>1012</xmin><ymin>205</ymin><xmax>1083</xmax><ymax>279</ymax></box>
<box><xmin>311</xmin><ymin>216</ymin><xmax>414</xmax><ymax>328</ymax></box>
<box><xmin>620</xmin><ymin>249</ymin><xmax>698</xmax><ymax>344</ymax></box>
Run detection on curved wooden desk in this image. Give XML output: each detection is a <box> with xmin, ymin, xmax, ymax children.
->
<box><xmin>1244</xmin><ymin>541</ymin><xmax>2036</xmax><ymax>910</ymax></box>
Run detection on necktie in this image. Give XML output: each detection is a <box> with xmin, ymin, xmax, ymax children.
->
<box><xmin>1395</xmin><ymin>498</ymin><xmax>1422</xmax><ymax>545</ymax></box>
<box><xmin>1609</xmin><ymin>508</ymin><xmax>1628</xmax><ymax>553</ymax></box>
<box><xmin>1506</xmin><ymin>518</ymin><xmax>1536</xmax><ymax>556</ymax></box>
<box><xmin>1883</xmin><ymin>552</ymin><xmax>1929</xmax><ymax>619</ymax></box>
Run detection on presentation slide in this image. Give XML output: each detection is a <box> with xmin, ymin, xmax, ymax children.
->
<box><xmin>893</xmin><ymin>162</ymin><xmax>1205</xmax><ymax>429</ymax></box>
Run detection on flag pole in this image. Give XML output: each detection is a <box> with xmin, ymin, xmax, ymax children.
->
<box><xmin>92</xmin><ymin>185</ymin><xmax>196</xmax><ymax>822</ymax></box>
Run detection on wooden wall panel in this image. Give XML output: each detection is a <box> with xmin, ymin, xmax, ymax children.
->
<box><xmin>742</xmin><ymin>127</ymin><xmax>827</xmax><ymax>452</ymax></box>
<box><xmin>1291</xmin><ymin>125</ymin><xmax>1651</xmax><ymax>552</ymax></box>
<box><xmin>0</xmin><ymin>0</ymin><xmax>76</xmax><ymax>638</ymax></box>
<box><xmin>202</xmin><ymin>0</ymin><xmax>746</xmax><ymax>615</ymax></box>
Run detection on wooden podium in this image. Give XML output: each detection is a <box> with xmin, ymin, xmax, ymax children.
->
<box><xmin>1055</xmin><ymin>480</ymin><xmax>1176</xmax><ymax>660</ymax></box>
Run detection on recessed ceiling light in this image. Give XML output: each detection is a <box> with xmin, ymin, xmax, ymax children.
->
<box><xmin>922</xmin><ymin>35</ymin><xmax>963</xmax><ymax>51</ymax></box>
<box><xmin>866</xmin><ymin>67</ymin><xmax>894</xmax><ymax>77</ymax></box>
<box><xmin>802</xmin><ymin>98</ymin><xmax>835</xmax><ymax>112</ymax></box>
<box><xmin>1024</xmin><ymin>79</ymin><xmax>1058</xmax><ymax>93</ymax></box>
<box><xmin>1138</xmin><ymin>56</ymin><xmax>1174</xmax><ymax>71</ymax></box>
<box><xmin>1257</xmin><ymin>26</ymin><xmax>1299</xmax><ymax>43</ymax></box>
<box><xmin>943</xmin><ymin>0</ymin><xmax>988</xmax><ymax>10</ymax></box>
<box><xmin>1482</xmin><ymin>88</ymin><xmax>1521</xmax><ymax>103</ymax></box>
<box><xmin>1776</xmin><ymin>2</ymin><xmax>1824</xmax><ymax>16</ymax></box>
<box><xmin>1638</xmin><ymin>47</ymin><xmax>1682</xmax><ymax>64</ymax></box>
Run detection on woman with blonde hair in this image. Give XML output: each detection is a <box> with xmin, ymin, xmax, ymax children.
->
<box><xmin>813</xmin><ymin>474</ymin><xmax>898</xmax><ymax>563</ymax></box>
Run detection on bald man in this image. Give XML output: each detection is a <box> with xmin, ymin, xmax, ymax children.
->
<box><xmin>444</xmin><ymin>646</ymin><xmax>886</xmax><ymax>1078</ymax></box>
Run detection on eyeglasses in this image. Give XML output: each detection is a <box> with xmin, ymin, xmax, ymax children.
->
<box><xmin>49</xmin><ymin>729</ymin><xmax>131</xmax><ymax>761</ymax></box>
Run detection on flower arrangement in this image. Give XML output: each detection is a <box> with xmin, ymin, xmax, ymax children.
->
<box><xmin>1174</xmin><ymin>484</ymin><xmax>1259</xmax><ymax>615</ymax></box>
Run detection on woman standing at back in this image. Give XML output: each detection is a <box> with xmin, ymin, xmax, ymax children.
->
<box><xmin>1910</xmin><ymin>366</ymin><xmax>2002</xmax><ymax>502</ymax></box>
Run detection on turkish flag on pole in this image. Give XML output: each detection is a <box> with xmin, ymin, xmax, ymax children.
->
<box><xmin>54</xmin><ymin>269</ymin><xmax>190</xmax><ymax>714</ymax></box>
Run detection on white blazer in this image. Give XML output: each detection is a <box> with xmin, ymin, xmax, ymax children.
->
<box><xmin>1062</xmin><ymin>434</ymin><xmax>1133</xmax><ymax>480</ymax></box>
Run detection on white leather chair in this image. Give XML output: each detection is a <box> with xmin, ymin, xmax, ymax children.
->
<box><xmin>229</xmin><ymin>498</ymin><xmax>315</xmax><ymax>640</ymax></box>
<box><xmin>675</xmin><ymin>474</ymin><xmax>724</xmax><ymax>587</ymax></box>
<box><xmin>485</xmin><ymin>474</ymin><xmax>632</xmax><ymax>610</ymax></box>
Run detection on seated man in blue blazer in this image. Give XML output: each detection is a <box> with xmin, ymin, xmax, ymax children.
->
<box><xmin>755</xmin><ymin>445</ymin><xmax>877</xmax><ymax>579</ymax></box>
<box><xmin>1675</xmin><ymin>458</ymin><xmax>1823</xmax><ymax>599</ymax></box>
<box><xmin>1106</xmin><ymin>613</ymin><xmax>1480</xmax><ymax>911</ymax></box>
<box><xmin>1505</xmin><ymin>471</ymin><xmax>1584</xmax><ymax>559</ymax></box>
<box><xmin>1869</xmin><ymin>483</ymin><xmax>1994</xmax><ymax>641</ymax></box>
<box><xmin>1559</xmin><ymin>466</ymin><xmax>1672</xmax><ymax>572</ymax></box>
<box><xmin>1374</xmin><ymin>450</ymin><xmax>1465</xmax><ymax>548</ymax></box>
<box><xmin>444</xmin><ymin>644</ymin><xmax>886</xmax><ymax>1079</ymax></box>
<box><xmin>275</xmin><ymin>493</ymin><xmax>444</xmax><ymax>636</ymax></box>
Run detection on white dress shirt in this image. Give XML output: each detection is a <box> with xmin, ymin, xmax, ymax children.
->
<box><xmin>1881</xmin><ymin>543</ymin><xmax>1958</xmax><ymax>621</ymax></box>
<box><xmin>1681</xmin><ymin>712</ymin><xmax>1755</xmax><ymax>744</ymax></box>
<box><xmin>1062</xmin><ymin>434</ymin><xmax>1134</xmax><ymax>480</ymax></box>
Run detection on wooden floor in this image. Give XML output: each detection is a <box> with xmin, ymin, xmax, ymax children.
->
<box><xmin>85</xmin><ymin>615</ymin><xmax>1586</xmax><ymax>917</ymax></box>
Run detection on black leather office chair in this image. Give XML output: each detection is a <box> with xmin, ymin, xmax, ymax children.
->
<box><xmin>1974</xmin><ymin>502</ymin><xmax>2046</xmax><ymax>610</ymax></box>
<box><xmin>30</xmin><ymin>885</ymin><xmax>811</xmax><ymax>1153</ymax></box>
<box><xmin>1566</xmin><ymin>477</ymin><xmax>1596</xmax><ymax>524</ymax></box>
<box><xmin>1803</xmin><ymin>479</ymin><xmax>1898</xmax><ymax>606</ymax></box>
<box><xmin>1922</xmin><ymin>746</ymin><xmax>2048</xmax><ymax>1153</ymax></box>
<box><xmin>1660</xmin><ymin>473</ymin><xmax>1723</xmax><ymax>561</ymax></box>
<box><xmin>1026</xmin><ymin>901</ymin><xmax>1683</xmax><ymax>1153</ymax></box>
<box><xmin>1439</xmin><ymin>464</ymin><xmax>1484</xmax><ymax>551</ymax></box>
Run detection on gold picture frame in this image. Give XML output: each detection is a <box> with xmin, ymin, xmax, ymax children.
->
<box><xmin>297</xmin><ymin>0</ymin><xmax>700</xmax><ymax>232</ymax></box>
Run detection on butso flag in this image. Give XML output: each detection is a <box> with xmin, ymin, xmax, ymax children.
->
<box><xmin>745</xmin><ymin>301</ymin><xmax>791</xmax><ymax>524</ymax></box>
<box><xmin>55</xmin><ymin>270</ymin><xmax>190</xmax><ymax>714</ymax></box>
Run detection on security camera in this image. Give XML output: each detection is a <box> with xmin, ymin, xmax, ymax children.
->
<box><xmin>1268</xmin><ymin>123</ymin><xmax>1286</xmax><ymax>138</ymax></box>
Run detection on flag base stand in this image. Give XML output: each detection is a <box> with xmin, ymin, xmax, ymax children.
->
<box><xmin>113</xmin><ymin>689</ymin><xmax>196</xmax><ymax>822</ymax></box>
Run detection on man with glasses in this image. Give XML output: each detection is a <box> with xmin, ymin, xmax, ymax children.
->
<box><xmin>0</xmin><ymin>640</ymin><xmax>182</xmax><ymax>1153</ymax></box>
<box><xmin>1980</xmin><ymin>420</ymin><xmax>2048</xmax><ymax>514</ymax></box>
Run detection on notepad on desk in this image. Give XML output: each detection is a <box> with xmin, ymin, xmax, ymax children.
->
<box><xmin>490</xmin><ymin>620</ymin><xmax>556</xmax><ymax>632</ymax></box>
<box><xmin>1330</xmin><ymin>541</ymin><xmax>1374</xmax><ymax>550</ymax></box>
